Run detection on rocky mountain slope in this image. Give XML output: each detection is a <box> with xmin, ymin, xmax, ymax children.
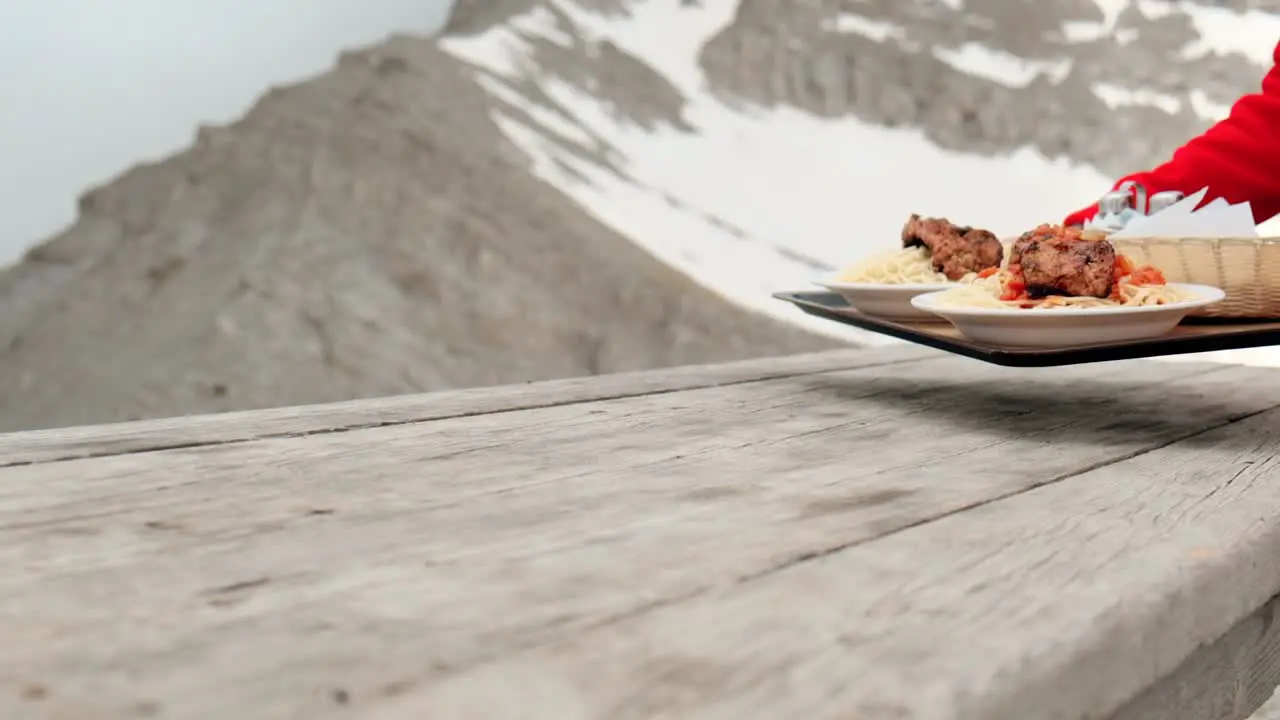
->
<box><xmin>443</xmin><ymin>0</ymin><xmax>1275</xmax><ymax>198</ymax></box>
<box><xmin>434</xmin><ymin>0</ymin><xmax>1280</xmax><ymax>327</ymax></box>
<box><xmin>696</xmin><ymin>0</ymin><xmax>1267</xmax><ymax>177</ymax></box>
<box><xmin>1</xmin><ymin>0</ymin><xmax>1276</xmax><ymax>434</ymax></box>
<box><xmin>0</xmin><ymin>18</ymin><xmax>843</xmax><ymax>433</ymax></box>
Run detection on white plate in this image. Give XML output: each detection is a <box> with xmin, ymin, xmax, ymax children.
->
<box><xmin>909</xmin><ymin>283</ymin><xmax>1226</xmax><ymax>347</ymax></box>
<box><xmin>815</xmin><ymin>277</ymin><xmax>958</xmax><ymax>321</ymax></box>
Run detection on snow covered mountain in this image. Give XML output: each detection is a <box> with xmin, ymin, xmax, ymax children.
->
<box><xmin>439</xmin><ymin>0</ymin><xmax>1280</xmax><ymax>341</ymax></box>
<box><xmin>2</xmin><ymin>0</ymin><xmax>1279</xmax><ymax>433</ymax></box>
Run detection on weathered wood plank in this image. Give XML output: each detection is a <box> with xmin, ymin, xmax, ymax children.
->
<box><xmin>2</xmin><ymin>357</ymin><xmax>1280</xmax><ymax>718</ymax></box>
<box><xmin>397</xmin><ymin>397</ymin><xmax>1280</xmax><ymax>720</ymax></box>
<box><xmin>0</xmin><ymin>346</ymin><xmax>927</xmax><ymax>467</ymax></box>
<box><xmin>0</xmin><ymin>356</ymin><xmax>1232</xmax><ymax>521</ymax></box>
<box><xmin>1112</xmin><ymin>591</ymin><xmax>1280</xmax><ymax>720</ymax></box>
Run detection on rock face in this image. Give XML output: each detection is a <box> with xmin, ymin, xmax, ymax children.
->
<box><xmin>701</xmin><ymin>0</ymin><xmax>1273</xmax><ymax>178</ymax></box>
<box><xmin>1</xmin><ymin>0</ymin><xmax>1276</xmax><ymax>433</ymax></box>
<box><xmin>0</xmin><ymin>33</ymin><xmax>842</xmax><ymax>433</ymax></box>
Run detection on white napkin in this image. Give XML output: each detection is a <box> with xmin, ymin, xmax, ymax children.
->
<box><xmin>1108</xmin><ymin>186</ymin><xmax>1258</xmax><ymax>239</ymax></box>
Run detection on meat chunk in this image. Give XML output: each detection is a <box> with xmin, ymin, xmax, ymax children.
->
<box><xmin>1009</xmin><ymin>224</ymin><xmax>1116</xmax><ymax>298</ymax></box>
<box><xmin>901</xmin><ymin>214</ymin><xmax>1004</xmax><ymax>280</ymax></box>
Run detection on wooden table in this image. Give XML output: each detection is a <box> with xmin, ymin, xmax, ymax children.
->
<box><xmin>6</xmin><ymin>345</ymin><xmax>1280</xmax><ymax>719</ymax></box>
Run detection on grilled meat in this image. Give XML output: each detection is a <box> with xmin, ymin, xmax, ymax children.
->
<box><xmin>901</xmin><ymin>214</ymin><xmax>1004</xmax><ymax>280</ymax></box>
<box><xmin>1009</xmin><ymin>224</ymin><xmax>1116</xmax><ymax>298</ymax></box>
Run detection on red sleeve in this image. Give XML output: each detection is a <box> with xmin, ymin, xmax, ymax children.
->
<box><xmin>1065</xmin><ymin>38</ymin><xmax>1280</xmax><ymax>227</ymax></box>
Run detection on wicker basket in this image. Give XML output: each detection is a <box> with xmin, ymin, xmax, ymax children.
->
<box><xmin>1107</xmin><ymin>236</ymin><xmax>1280</xmax><ymax>318</ymax></box>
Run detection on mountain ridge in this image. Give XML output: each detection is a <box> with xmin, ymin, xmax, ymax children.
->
<box><xmin>0</xmin><ymin>24</ymin><xmax>841</xmax><ymax>433</ymax></box>
<box><xmin>2</xmin><ymin>0</ymin><xmax>1277</xmax><ymax>434</ymax></box>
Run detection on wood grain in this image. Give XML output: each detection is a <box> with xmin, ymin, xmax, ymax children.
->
<box><xmin>1112</xmin><ymin>591</ymin><xmax>1280</xmax><ymax>720</ymax></box>
<box><xmin>0</xmin><ymin>346</ymin><xmax>924</xmax><ymax>467</ymax></box>
<box><xmin>399</xmin><ymin>390</ymin><xmax>1280</xmax><ymax>720</ymax></box>
<box><xmin>2</xmin><ymin>353</ymin><xmax>1280</xmax><ymax>718</ymax></box>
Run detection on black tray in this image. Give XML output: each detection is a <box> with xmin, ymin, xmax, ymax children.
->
<box><xmin>774</xmin><ymin>291</ymin><xmax>1280</xmax><ymax>367</ymax></box>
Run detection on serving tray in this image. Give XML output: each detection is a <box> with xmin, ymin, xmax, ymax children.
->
<box><xmin>774</xmin><ymin>290</ymin><xmax>1280</xmax><ymax>367</ymax></box>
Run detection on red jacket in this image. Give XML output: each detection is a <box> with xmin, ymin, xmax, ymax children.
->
<box><xmin>1064</xmin><ymin>39</ymin><xmax>1280</xmax><ymax>227</ymax></box>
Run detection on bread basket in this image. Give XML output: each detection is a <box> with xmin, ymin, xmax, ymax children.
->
<box><xmin>1107</xmin><ymin>235</ymin><xmax>1280</xmax><ymax>317</ymax></box>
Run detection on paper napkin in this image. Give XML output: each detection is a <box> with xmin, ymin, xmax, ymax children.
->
<box><xmin>1108</xmin><ymin>187</ymin><xmax>1258</xmax><ymax>239</ymax></box>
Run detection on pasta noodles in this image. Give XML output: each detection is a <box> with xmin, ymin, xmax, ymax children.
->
<box><xmin>933</xmin><ymin>259</ymin><xmax>1198</xmax><ymax>310</ymax></box>
<box><xmin>835</xmin><ymin>246</ymin><xmax>949</xmax><ymax>284</ymax></box>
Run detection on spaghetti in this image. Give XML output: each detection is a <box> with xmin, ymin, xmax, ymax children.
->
<box><xmin>834</xmin><ymin>246</ymin><xmax>949</xmax><ymax>284</ymax></box>
<box><xmin>935</xmin><ymin>254</ymin><xmax>1197</xmax><ymax>310</ymax></box>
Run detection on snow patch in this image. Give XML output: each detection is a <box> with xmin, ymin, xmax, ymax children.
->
<box><xmin>1092</xmin><ymin>82</ymin><xmax>1183</xmax><ymax>116</ymax></box>
<box><xmin>932</xmin><ymin>43</ymin><xmax>1072</xmax><ymax>88</ymax></box>
<box><xmin>545</xmin><ymin>0</ymin><xmax>738</xmax><ymax>94</ymax></box>
<box><xmin>1189</xmin><ymin>89</ymin><xmax>1233</xmax><ymax>122</ymax></box>
<box><xmin>1176</xmin><ymin>3</ymin><xmax>1279</xmax><ymax>66</ymax></box>
<box><xmin>823</xmin><ymin>14</ymin><xmax>904</xmax><ymax>43</ymax></box>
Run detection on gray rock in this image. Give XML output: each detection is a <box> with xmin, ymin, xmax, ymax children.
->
<box><xmin>698</xmin><ymin>0</ymin><xmax>1262</xmax><ymax>177</ymax></box>
<box><xmin>0</xmin><ymin>33</ymin><xmax>842</xmax><ymax>433</ymax></box>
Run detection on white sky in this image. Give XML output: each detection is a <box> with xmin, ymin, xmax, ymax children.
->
<box><xmin>0</xmin><ymin>0</ymin><xmax>455</xmax><ymax>265</ymax></box>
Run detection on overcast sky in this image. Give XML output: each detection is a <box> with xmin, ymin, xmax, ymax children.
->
<box><xmin>0</xmin><ymin>0</ymin><xmax>455</xmax><ymax>265</ymax></box>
